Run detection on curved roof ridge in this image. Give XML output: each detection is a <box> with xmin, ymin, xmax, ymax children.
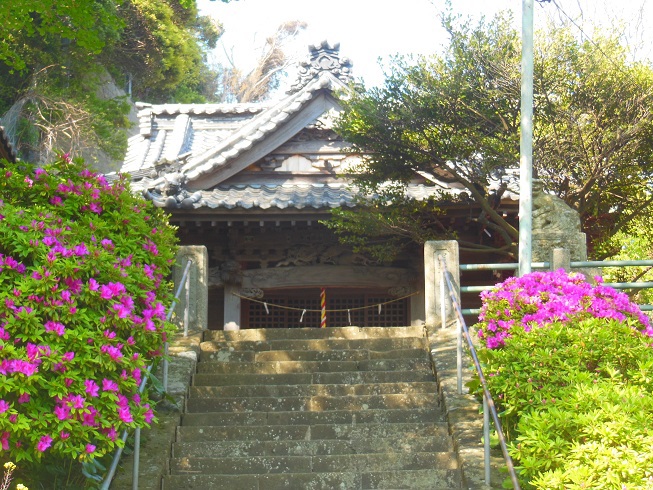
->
<box><xmin>181</xmin><ymin>71</ymin><xmax>346</xmax><ymax>183</ymax></box>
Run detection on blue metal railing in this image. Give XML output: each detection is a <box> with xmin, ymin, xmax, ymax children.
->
<box><xmin>438</xmin><ymin>255</ymin><xmax>521</xmax><ymax>489</ymax></box>
<box><xmin>459</xmin><ymin>259</ymin><xmax>653</xmax><ymax>315</ymax></box>
<box><xmin>100</xmin><ymin>259</ymin><xmax>193</xmax><ymax>490</ymax></box>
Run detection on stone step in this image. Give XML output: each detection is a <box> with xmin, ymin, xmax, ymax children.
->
<box><xmin>172</xmin><ymin>435</ymin><xmax>451</xmax><ymax>458</ymax></box>
<box><xmin>177</xmin><ymin>421</ymin><xmax>448</xmax><ymax>441</ymax></box>
<box><xmin>196</xmin><ymin>359</ymin><xmax>432</xmax><ymax>375</ymax></box>
<box><xmin>199</xmin><ymin>336</ymin><xmax>427</xmax><ymax>353</ymax></box>
<box><xmin>162</xmin><ymin>469</ymin><xmax>462</xmax><ymax>490</ymax></box>
<box><xmin>188</xmin><ymin>381</ymin><xmax>437</xmax><ymax>398</ymax></box>
<box><xmin>181</xmin><ymin>407</ymin><xmax>445</xmax><ymax>428</ymax></box>
<box><xmin>185</xmin><ymin>393</ymin><xmax>439</xmax><ymax>413</ymax></box>
<box><xmin>203</xmin><ymin>325</ymin><xmax>425</xmax><ymax>342</ymax></box>
<box><xmin>162</xmin><ymin>474</ymin><xmax>259</xmax><ymax>490</ymax></box>
<box><xmin>163</xmin><ymin>325</ymin><xmax>464</xmax><ymax>489</ymax></box>
<box><xmin>191</xmin><ymin>369</ymin><xmax>435</xmax><ymax>387</ymax></box>
<box><xmin>199</xmin><ymin>347</ymin><xmax>428</xmax><ymax>363</ymax></box>
<box><xmin>169</xmin><ymin>452</ymin><xmax>456</xmax><ymax>475</ymax></box>
<box><xmin>263</xmin><ymin>470</ymin><xmax>463</xmax><ymax>490</ymax></box>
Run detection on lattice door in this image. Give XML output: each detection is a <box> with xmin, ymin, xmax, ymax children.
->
<box><xmin>243</xmin><ymin>289</ymin><xmax>408</xmax><ymax>329</ymax></box>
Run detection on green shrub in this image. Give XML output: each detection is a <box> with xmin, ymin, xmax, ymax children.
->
<box><xmin>0</xmin><ymin>156</ymin><xmax>177</xmax><ymax>482</ymax></box>
<box><xmin>473</xmin><ymin>271</ymin><xmax>653</xmax><ymax>489</ymax></box>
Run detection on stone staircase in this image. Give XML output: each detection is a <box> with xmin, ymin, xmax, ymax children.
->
<box><xmin>161</xmin><ymin>325</ymin><xmax>464</xmax><ymax>489</ymax></box>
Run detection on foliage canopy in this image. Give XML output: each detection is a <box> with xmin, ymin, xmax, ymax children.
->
<box><xmin>333</xmin><ymin>12</ymin><xmax>653</xmax><ymax>259</ymax></box>
<box><xmin>0</xmin><ymin>0</ymin><xmax>226</xmax><ymax>166</ymax></box>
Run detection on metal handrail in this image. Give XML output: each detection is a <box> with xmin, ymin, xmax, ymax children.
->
<box><xmin>459</xmin><ymin>259</ymin><xmax>653</xmax><ymax>312</ymax></box>
<box><xmin>438</xmin><ymin>255</ymin><xmax>521</xmax><ymax>489</ymax></box>
<box><xmin>101</xmin><ymin>258</ymin><xmax>193</xmax><ymax>490</ymax></box>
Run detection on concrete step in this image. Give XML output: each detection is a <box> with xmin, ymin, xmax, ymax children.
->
<box><xmin>199</xmin><ymin>336</ymin><xmax>427</xmax><ymax>353</ymax></box>
<box><xmin>162</xmin><ymin>469</ymin><xmax>462</xmax><ymax>490</ymax></box>
<box><xmin>177</xmin><ymin>421</ymin><xmax>449</xmax><ymax>441</ymax></box>
<box><xmin>196</xmin><ymin>358</ymin><xmax>432</xmax><ymax>375</ymax></box>
<box><xmin>191</xmin><ymin>369</ymin><xmax>435</xmax><ymax>387</ymax></box>
<box><xmin>187</xmin><ymin>381</ymin><xmax>437</xmax><ymax>398</ymax></box>
<box><xmin>185</xmin><ymin>393</ymin><xmax>439</xmax><ymax>413</ymax></box>
<box><xmin>199</xmin><ymin>347</ymin><xmax>428</xmax><ymax>363</ymax></box>
<box><xmin>169</xmin><ymin>452</ymin><xmax>456</xmax><ymax>475</ymax></box>
<box><xmin>203</xmin><ymin>325</ymin><xmax>425</xmax><ymax>342</ymax></box>
<box><xmin>172</xmin><ymin>435</ymin><xmax>451</xmax><ymax>458</ymax></box>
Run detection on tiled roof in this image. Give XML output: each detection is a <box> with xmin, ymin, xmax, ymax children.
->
<box><xmin>120</xmin><ymin>42</ymin><xmax>518</xmax><ymax>215</ymax></box>
<box><xmin>184</xmin><ymin>72</ymin><xmax>346</xmax><ymax>183</ymax></box>
<box><xmin>121</xmin><ymin>71</ymin><xmax>347</xmax><ymax>188</ymax></box>
<box><xmin>203</xmin><ymin>182</ymin><xmax>359</xmax><ymax>210</ymax></box>
<box><xmin>143</xmin><ymin>183</ymin><xmax>447</xmax><ymax>211</ymax></box>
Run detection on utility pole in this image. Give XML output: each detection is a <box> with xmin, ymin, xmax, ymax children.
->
<box><xmin>519</xmin><ymin>0</ymin><xmax>534</xmax><ymax>276</ymax></box>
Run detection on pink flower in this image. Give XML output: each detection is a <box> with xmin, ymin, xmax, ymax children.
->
<box><xmin>1</xmin><ymin>432</ymin><xmax>9</xmax><ymax>450</ymax></box>
<box><xmin>112</xmin><ymin>303</ymin><xmax>131</xmax><ymax>318</ymax></box>
<box><xmin>85</xmin><ymin>379</ymin><xmax>99</xmax><ymax>397</ymax></box>
<box><xmin>54</xmin><ymin>405</ymin><xmax>71</xmax><ymax>421</ymax></box>
<box><xmin>17</xmin><ymin>393</ymin><xmax>29</xmax><ymax>404</ymax></box>
<box><xmin>37</xmin><ymin>435</ymin><xmax>53</xmax><ymax>452</ymax></box>
<box><xmin>44</xmin><ymin>320</ymin><xmax>65</xmax><ymax>336</ymax></box>
<box><xmin>86</xmin><ymin>443</ymin><xmax>96</xmax><ymax>453</ymax></box>
<box><xmin>102</xmin><ymin>379</ymin><xmax>119</xmax><ymax>392</ymax></box>
<box><xmin>0</xmin><ymin>400</ymin><xmax>10</xmax><ymax>412</ymax></box>
<box><xmin>60</xmin><ymin>431</ymin><xmax>70</xmax><ymax>440</ymax></box>
<box><xmin>62</xmin><ymin>352</ymin><xmax>75</xmax><ymax>362</ymax></box>
<box><xmin>101</xmin><ymin>345</ymin><xmax>122</xmax><ymax>361</ymax></box>
<box><xmin>106</xmin><ymin>427</ymin><xmax>117</xmax><ymax>441</ymax></box>
<box><xmin>144</xmin><ymin>407</ymin><xmax>154</xmax><ymax>423</ymax></box>
<box><xmin>68</xmin><ymin>395</ymin><xmax>85</xmax><ymax>409</ymax></box>
<box><xmin>118</xmin><ymin>406</ymin><xmax>133</xmax><ymax>423</ymax></box>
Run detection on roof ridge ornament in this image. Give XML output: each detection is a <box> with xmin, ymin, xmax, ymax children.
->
<box><xmin>287</xmin><ymin>41</ymin><xmax>353</xmax><ymax>94</ymax></box>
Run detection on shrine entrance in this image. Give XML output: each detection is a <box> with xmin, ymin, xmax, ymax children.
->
<box><xmin>241</xmin><ymin>288</ymin><xmax>410</xmax><ymax>329</ymax></box>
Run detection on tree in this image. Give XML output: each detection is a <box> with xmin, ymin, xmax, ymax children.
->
<box><xmin>217</xmin><ymin>20</ymin><xmax>307</xmax><ymax>103</ymax></box>
<box><xmin>332</xmin><ymin>12</ymin><xmax>653</xmax><ymax>260</ymax></box>
<box><xmin>333</xmin><ymin>12</ymin><xmax>521</xmax><ymax>260</ymax></box>
<box><xmin>534</xmin><ymin>27</ymin><xmax>653</xmax><ymax>256</ymax></box>
<box><xmin>0</xmin><ymin>0</ymin><xmax>227</xmax><ymax>166</ymax></box>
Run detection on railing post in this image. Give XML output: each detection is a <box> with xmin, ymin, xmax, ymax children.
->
<box><xmin>440</xmin><ymin>267</ymin><xmax>446</xmax><ymax>330</ymax></box>
<box><xmin>483</xmin><ymin>395</ymin><xmax>491</xmax><ymax>485</ymax></box>
<box><xmin>174</xmin><ymin>246</ymin><xmax>208</xmax><ymax>331</ymax></box>
<box><xmin>550</xmin><ymin>247</ymin><xmax>570</xmax><ymax>272</ymax></box>
<box><xmin>184</xmin><ymin>268</ymin><xmax>190</xmax><ymax>337</ymax></box>
<box><xmin>425</xmin><ymin>241</ymin><xmax>460</xmax><ymax>329</ymax></box>
<box><xmin>132</xmin><ymin>427</ymin><xmax>141</xmax><ymax>490</ymax></box>
<box><xmin>457</xmin><ymin>316</ymin><xmax>463</xmax><ymax>395</ymax></box>
<box><xmin>163</xmin><ymin>340</ymin><xmax>169</xmax><ymax>393</ymax></box>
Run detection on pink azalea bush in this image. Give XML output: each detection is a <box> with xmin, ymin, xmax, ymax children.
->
<box><xmin>476</xmin><ymin>269</ymin><xmax>652</xmax><ymax>349</ymax></box>
<box><xmin>0</xmin><ymin>155</ymin><xmax>177</xmax><ymax>465</ymax></box>
<box><xmin>473</xmin><ymin>270</ymin><xmax>653</xmax><ymax>488</ymax></box>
